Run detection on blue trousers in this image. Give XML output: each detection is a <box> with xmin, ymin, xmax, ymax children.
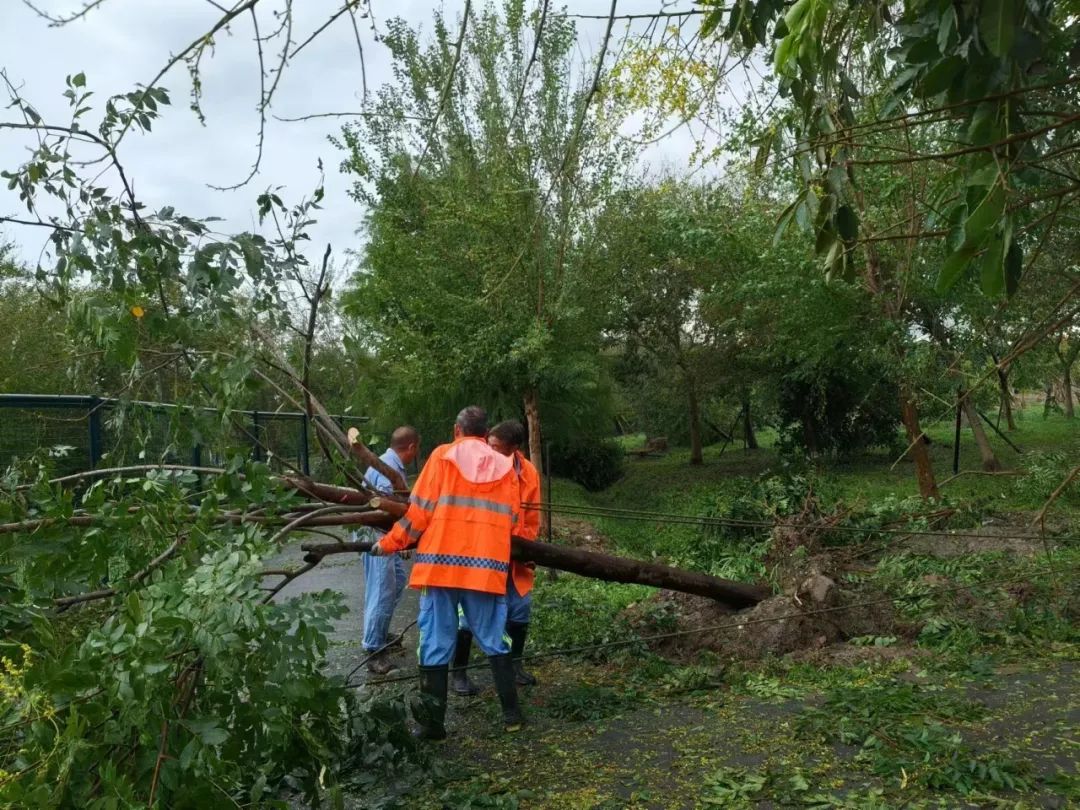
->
<box><xmin>459</xmin><ymin>577</ymin><xmax>532</xmax><ymax>628</ymax></box>
<box><xmin>419</xmin><ymin>587</ymin><xmax>509</xmax><ymax>666</ymax></box>
<box><xmin>506</xmin><ymin>578</ymin><xmax>532</xmax><ymax>624</ymax></box>
<box><xmin>359</xmin><ymin>530</ymin><xmax>408</xmax><ymax>652</ymax></box>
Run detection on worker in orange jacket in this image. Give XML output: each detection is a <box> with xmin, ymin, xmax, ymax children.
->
<box><xmin>452</xmin><ymin>419</ymin><xmax>540</xmax><ymax>696</ymax></box>
<box><xmin>370</xmin><ymin>406</ymin><xmax>523</xmax><ymax>739</ymax></box>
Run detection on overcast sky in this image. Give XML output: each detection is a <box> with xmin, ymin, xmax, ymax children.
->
<box><xmin>0</xmin><ymin>1</ymin><xmax>709</xmax><ymax>267</ymax></box>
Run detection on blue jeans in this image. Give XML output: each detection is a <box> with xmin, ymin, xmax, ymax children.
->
<box><xmin>359</xmin><ymin>530</ymin><xmax>407</xmax><ymax>652</ymax></box>
<box><xmin>418</xmin><ymin>587</ymin><xmax>509</xmax><ymax>666</ymax></box>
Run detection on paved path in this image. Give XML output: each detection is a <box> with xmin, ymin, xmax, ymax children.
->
<box><xmin>268</xmin><ymin>534</ymin><xmax>421</xmax><ymax>681</ymax></box>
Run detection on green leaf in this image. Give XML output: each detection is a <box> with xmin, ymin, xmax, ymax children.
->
<box><xmin>840</xmin><ymin>72</ymin><xmax>861</xmax><ymax>100</ymax></box>
<box><xmin>905</xmin><ymin>36</ymin><xmax>941</xmax><ymax>65</ymax></box>
<box><xmin>815</xmin><ymin>225</ymin><xmax>837</xmax><ymax>256</ymax></box>
<box><xmin>1004</xmin><ymin>241</ymin><xmax>1023</xmax><ymax>296</ymax></box>
<box><xmin>783</xmin><ymin>0</ymin><xmax>812</xmax><ymax>33</ymax></box>
<box><xmin>979</xmin><ymin>232</ymin><xmax>1007</xmax><ymax>296</ymax></box>
<box><xmin>773</xmin><ymin>192</ymin><xmax>804</xmax><ymax>246</ymax></box>
<box><xmin>967</xmin><ymin>102</ymin><xmax>1000</xmax><ymax>146</ymax></box>
<box><xmin>916</xmin><ymin>56</ymin><xmax>963</xmax><ymax>98</ymax></box>
<box><xmin>938</xmin><ymin>6</ymin><xmax>957</xmax><ymax>52</ymax></box>
<box><xmin>72</xmin><ymin>72</ymin><xmax>86</xmax><ymax>88</ymax></box>
<box><xmin>753</xmin><ymin>128</ymin><xmax>776</xmax><ymax>174</ymax></box>
<box><xmin>836</xmin><ymin>205</ymin><xmax>858</xmax><ymax>241</ymax></box>
<box><xmin>980</xmin><ymin>0</ymin><xmax>1017</xmax><ymax>57</ymax></box>
<box><xmin>188</xmin><ymin>719</ymin><xmax>229</xmax><ymax>746</ymax></box>
<box><xmin>964</xmin><ymin>182</ymin><xmax>1005</xmax><ymax>245</ymax></box>
<box><xmin>965</xmin><ymin>157</ymin><xmax>999</xmax><ymax>187</ymax></box>
<box><xmin>936</xmin><ymin>244</ymin><xmax>978</xmax><ymax>293</ymax></box>
<box><xmin>703</xmin><ymin>6</ymin><xmax>728</xmax><ymax>38</ymax></box>
<box><xmin>775</xmin><ymin>33</ymin><xmax>798</xmax><ymax>73</ymax></box>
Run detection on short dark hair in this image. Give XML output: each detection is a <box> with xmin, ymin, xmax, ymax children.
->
<box><xmin>389</xmin><ymin>425</ymin><xmax>419</xmax><ymax>450</ymax></box>
<box><xmin>489</xmin><ymin>419</ymin><xmax>526</xmax><ymax>449</ymax></box>
<box><xmin>455</xmin><ymin>405</ymin><xmax>488</xmax><ymax>437</ymax></box>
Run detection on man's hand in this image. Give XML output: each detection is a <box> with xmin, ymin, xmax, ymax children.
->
<box><xmin>368</xmin><ymin>542</ymin><xmax>385</xmax><ymax>557</ymax></box>
<box><xmin>347</xmin><ymin>427</ymin><xmax>360</xmax><ymax>446</ymax></box>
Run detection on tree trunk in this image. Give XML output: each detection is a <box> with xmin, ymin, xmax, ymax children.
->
<box><xmin>1064</xmin><ymin>365</ymin><xmax>1075</xmax><ymax>418</ymax></box>
<box><xmin>960</xmin><ymin>394</ymin><xmax>1002</xmax><ymax>472</ymax></box>
<box><xmin>686</xmin><ymin>377</ymin><xmax>704</xmax><ymax>466</ymax></box>
<box><xmin>899</xmin><ymin>386</ymin><xmax>939</xmax><ymax>499</ymax></box>
<box><xmin>1043</xmin><ymin>382</ymin><xmax>1057</xmax><ymax>418</ymax></box>
<box><xmin>993</xmin><ymin>362</ymin><xmax>1017</xmax><ymax>431</ymax></box>
<box><xmin>741</xmin><ymin>393</ymin><xmax>758</xmax><ymax>450</ymax></box>
<box><xmin>523</xmin><ymin>388</ymin><xmax>548</xmax><ymax>534</ymax></box>
<box><xmin>302</xmin><ymin>533</ymin><xmax>771</xmax><ymax>610</ymax></box>
<box><xmin>801</xmin><ymin>398</ymin><xmax>819</xmax><ymax>455</ymax></box>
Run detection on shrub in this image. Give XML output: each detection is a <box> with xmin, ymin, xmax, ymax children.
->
<box><xmin>549</xmin><ymin>438</ymin><xmax>625</xmax><ymax>492</ymax></box>
<box><xmin>775</xmin><ymin>358</ymin><xmax>902</xmax><ymax>457</ymax></box>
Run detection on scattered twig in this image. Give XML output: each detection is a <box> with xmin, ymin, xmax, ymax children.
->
<box><xmin>938</xmin><ymin>469</ymin><xmax>1024</xmax><ymax>488</ymax></box>
<box><xmin>1031</xmin><ymin>465</ymin><xmax>1080</xmax><ymax>531</ymax></box>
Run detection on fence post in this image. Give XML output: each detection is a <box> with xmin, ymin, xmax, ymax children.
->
<box><xmin>251</xmin><ymin>410</ymin><xmax>263</xmax><ymax>462</ymax></box>
<box><xmin>299</xmin><ymin>414</ymin><xmax>310</xmax><ymax>475</ymax></box>
<box><xmin>88</xmin><ymin>396</ymin><xmax>103</xmax><ymax>468</ymax></box>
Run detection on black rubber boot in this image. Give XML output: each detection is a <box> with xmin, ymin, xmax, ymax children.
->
<box><xmin>488</xmin><ymin>654</ymin><xmax>525</xmax><ymax>732</ymax></box>
<box><xmin>507</xmin><ymin>622</ymin><xmax>538</xmax><ymax>686</ymax></box>
<box><xmin>450</xmin><ymin>629</ymin><xmax>480</xmax><ymax>696</ymax></box>
<box><xmin>411</xmin><ymin>665</ymin><xmax>448</xmax><ymax>741</ymax></box>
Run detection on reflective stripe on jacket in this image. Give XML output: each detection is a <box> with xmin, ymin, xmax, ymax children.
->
<box><xmin>511</xmin><ymin>450</ymin><xmax>541</xmax><ymax>597</ymax></box>
<box><xmin>378</xmin><ymin>436</ymin><xmax>519</xmax><ymax>595</ymax></box>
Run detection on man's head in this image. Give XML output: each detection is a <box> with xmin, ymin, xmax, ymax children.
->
<box><xmin>453</xmin><ymin>405</ymin><xmax>488</xmax><ymax>439</ymax></box>
<box><xmin>488</xmin><ymin>420</ymin><xmax>526</xmax><ymax>457</ymax></box>
<box><xmin>389</xmin><ymin>425</ymin><xmax>421</xmax><ymax>464</ymax></box>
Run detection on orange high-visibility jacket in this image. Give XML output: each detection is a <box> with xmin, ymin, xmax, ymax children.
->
<box><xmin>377</xmin><ymin>436</ymin><xmax>519</xmax><ymax>595</ymax></box>
<box><xmin>511</xmin><ymin>450</ymin><xmax>541</xmax><ymax>597</ymax></box>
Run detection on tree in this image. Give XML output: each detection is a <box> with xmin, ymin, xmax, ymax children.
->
<box><xmin>700</xmin><ymin>0</ymin><xmax>1080</xmax><ymax>300</ymax></box>
<box><xmin>337</xmin><ymin>1</ymin><xmax>626</xmax><ymax>478</ymax></box>
<box><xmin>598</xmin><ymin>182</ymin><xmax>723</xmax><ymax>464</ymax></box>
<box><xmin>1055</xmin><ymin>330</ymin><xmax>1080</xmax><ymax>418</ymax></box>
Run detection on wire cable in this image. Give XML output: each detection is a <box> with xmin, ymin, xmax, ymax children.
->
<box><xmin>346</xmin><ymin>561</ymin><xmax>1076</xmax><ymax>689</ymax></box>
<box><xmin>521</xmin><ymin>501</ymin><xmax>1079</xmax><ymax>544</ymax></box>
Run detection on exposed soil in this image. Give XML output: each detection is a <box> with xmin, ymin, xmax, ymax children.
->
<box><xmin>623</xmin><ymin>577</ymin><xmax>900</xmax><ymax>662</ymax></box>
<box><xmin>553</xmin><ymin>516</ymin><xmax>611</xmax><ymax>552</ymax></box>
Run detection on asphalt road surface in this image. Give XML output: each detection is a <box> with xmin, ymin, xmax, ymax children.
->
<box><xmin>268</xmin><ymin>533</ymin><xmax>421</xmax><ymax>681</ymax></box>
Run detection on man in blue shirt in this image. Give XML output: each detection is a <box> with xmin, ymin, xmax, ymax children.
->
<box><xmin>358</xmin><ymin>425</ymin><xmax>420</xmax><ymax>675</ymax></box>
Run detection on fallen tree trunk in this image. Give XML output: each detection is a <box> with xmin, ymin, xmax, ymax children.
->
<box><xmin>300</xmin><ymin>527</ymin><xmax>771</xmax><ymax>610</ymax></box>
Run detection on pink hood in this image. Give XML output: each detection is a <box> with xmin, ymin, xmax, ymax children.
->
<box><xmin>445</xmin><ymin>437</ymin><xmax>513</xmax><ymax>483</ymax></box>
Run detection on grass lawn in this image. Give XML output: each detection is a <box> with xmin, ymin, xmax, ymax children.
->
<box><xmin>550</xmin><ymin>412</ymin><xmax>1080</xmax><ymax>563</ymax></box>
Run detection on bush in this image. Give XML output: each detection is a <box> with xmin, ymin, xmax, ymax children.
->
<box><xmin>702</xmin><ymin>470</ymin><xmax>822</xmax><ymax>543</ymax></box>
<box><xmin>549</xmin><ymin>438</ymin><xmax>625</xmax><ymax>491</ymax></box>
<box><xmin>775</xmin><ymin>358</ymin><xmax>902</xmax><ymax>457</ymax></box>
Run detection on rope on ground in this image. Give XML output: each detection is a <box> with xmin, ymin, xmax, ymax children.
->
<box><xmin>347</xmin><ymin>561</ymin><xmax>1077</xmax><ymax>690</ymax></box>
<box><xmin>521</xmin><ymin>501</ymin><xmax>1080</xmax><ymax>545</ymax></box>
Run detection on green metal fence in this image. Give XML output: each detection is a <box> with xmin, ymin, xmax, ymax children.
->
<box><xmin>0</xmin><ymin>394</ymin><xmax>372</xmax><ymax>478</ymax></box>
